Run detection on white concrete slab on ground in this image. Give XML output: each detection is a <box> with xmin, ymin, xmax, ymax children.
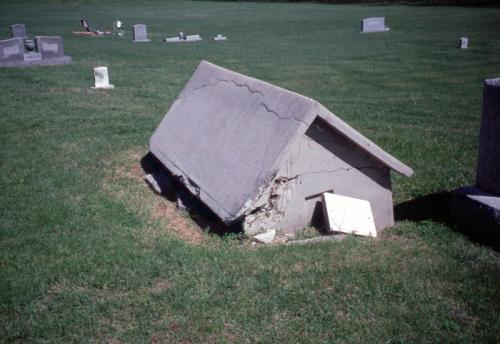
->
<box><xmin>253</xmin><ymin>229</ymin><xmax>276</xmax><ymax>244</ymax></box>
<box><xmin>321</xmin><ymin>192</ymin><xmax>377</xmax><ymax>237</ymax></box>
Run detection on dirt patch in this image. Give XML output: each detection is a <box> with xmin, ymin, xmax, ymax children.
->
<box><xmin>144</xmin><ymin>278</ymin><xmax>171</xmax><ymax>295</ymax></box>
<box><xmin>152</xmin><ymin>201</ymin><xmax>205</xmax><ymax>245</ymax></box>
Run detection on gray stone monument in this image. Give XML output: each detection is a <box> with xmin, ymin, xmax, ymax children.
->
<box><xmin>0</xmin><ymin>38</ymin><xmax>25</xmax><ymax>65</ymax></box>
<box><xmin>10</xmin><ymin>24</ymin><xmax>27</xmax><ymax>38</ymax></box>
<box><xmin>459</xmin><ymin>37</ymin><xmax>469</xmax><ymax>49</ymax></box>
<box><xmin>451</xmin><ymin>78</ymin><xmax>500</xmax><ymax>247</ymax></box>
<box><xmin>133</xmin><ymin>24</ymin><xmax>150</xmax><ymax>42</ymax></box>
<box><xmin>149</xmin><ymin>61</ymin><xmax>413</xmax><ymax>236</ymax></box>
<box><xmin>1</xmin><ymin>35</ymin><xmax>71</xmax><ymax>67</ymax></box>
<box><xmin>361</xmin><ymin>17</ymin><xmax>389</xmax><ymax>33</ymax></box>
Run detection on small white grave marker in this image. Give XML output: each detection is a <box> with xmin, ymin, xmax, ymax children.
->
<box><xmin>459</xmin><ymin>37</ymin><xmax>468</xmax><ymax>49</ymax></box>
<box><xmin>213</xmin><ymin>34</ymin><xmax>227</xmax><ymax>41</ymax></box>
<box><xmin>92</xmin><ymin>66</ymin><xmax>114</xmax><ymax>89</ymax></box>
<box><xmin>321</xmin><ymin>193</ymin><xmax>377</xmax><ymax>237</ymax></box>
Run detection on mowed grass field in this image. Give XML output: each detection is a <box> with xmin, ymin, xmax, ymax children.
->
<box><xmin>1</xmin><ymin>0</ymin><xmax>500</xmax><ymax>342</ymax></box>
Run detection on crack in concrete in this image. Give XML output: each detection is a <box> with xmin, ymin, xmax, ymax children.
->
<box><xmin>260</xmin><ymin>102</ymin><xmax>309</xmax><ymax>126</ymax></box>
<box><xmin>283</xmin><ymin>166</ymin><xmax>385</xmax><ymax>180</ymax></box>
<box><xmin>183</xmin><ymin>78</ymin><xmax>264</xmax><ymax>98</ymax></box>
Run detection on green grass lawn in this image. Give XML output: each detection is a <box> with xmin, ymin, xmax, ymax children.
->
<box><xmin>1</xmin><ymin>0</ymin><xmax>499</xmax><ymax>342</ymax></box>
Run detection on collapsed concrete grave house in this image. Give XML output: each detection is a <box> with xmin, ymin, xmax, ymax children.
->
<box><xmin>150</xmin><ymin>61</ymin><xmax>413</xmax><ymax>235</ymax></box>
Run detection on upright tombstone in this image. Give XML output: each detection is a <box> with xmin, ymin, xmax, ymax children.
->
<box><xmin>35</xmin><ymin>36</ymin><xmax>71</xmax><ymax>63</ymax></box>
<box><xmin>476</xmin><ymin>78</ymin><xmax>500</xmax><ymax>195</ymax></box>
<box><xmin>0</xmin><ymin>38</ymin><xmax>25</xmax><ymax>66</ymax></box>
<box><xmin>92</xmin><ymin>66</ymin><xmax>115</xmax><ymax>89</ymax></box>
<box><xmin>451</xmin><ymin>78</ymin><xmax>500</xmax><ymax>248</ymax></box>
<box><xmin>133</xmin><ymin>24</ymin><xmax>150</xmax><ymax>42</ymax></box>
<box><xmin>361</xmin><ymin>17</ymin><xmax>389</xmax><ymax>33</ymax></box>
<box><xmin>459</xmin><ymin>37</ymin><xmax>469</xmax><ymax>49</ymax></box>
<box><xmin>10</xmin><ymin>24</ymin><xmax>27</xmax><ymax>38</ymax></box>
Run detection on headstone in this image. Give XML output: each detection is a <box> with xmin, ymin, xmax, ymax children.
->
<box><xmin>10</xmin><ymin>24</ymin><xmax>27</xmax><ymax>38</ymax></box>
<box><xmin>476</xmin><ymin>78</ymin><xmax>500</xmax><ymax>195</ymax></box>
<box><xmin>92</xmin><ymin>66</ymin><xmax>114</xmax><ymax>89</ymax></box>
<box><xmin>214</xmin><ymin>34</ymin><xmax>227</xmax><ymax>41</ymax></box>
<box><xmin>451</xmin><ymin>77</ymin><xmax>500</xmax><ymax>248</ymax></box>
<box><xmin>459</xmin><ymin>37</ymin><xmax>469</xmax><ymax>49</ymax></box>
<box><xmin>0</xmin><ymin>38</ymin><xmax>25</xmax><ymax>64</ymax></box>
<box><xmin>321</xmin><ymin>193</ymin><xmax>377</xmax><ymax>237</ymax></box>
<box><xmin>35</xmin><ymin>36</ymin><xmax>64</xmax><ymax>58</ymax></box>
<box><xmin>164</xmin><ymin>32</ymin><xmax>199</xmax><ymax>43</ymax></box>
<box><xmin>164</xmin><ymin>33</ymin><xmax>202</xmax><ymax>43</ymax></box>
<box><xmin>133</xmin><ymin>24</ymin><xmax>150</xmax><ymax>42</ymax></box>
<box><xmin>361</xmin><ymin>17</ymin><xmax>389</xmax><ymax>33</ymax></box>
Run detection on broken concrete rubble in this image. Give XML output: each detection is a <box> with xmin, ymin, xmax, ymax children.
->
<box><xmin>150</xmin><ymin>61</ymin><xmax>413</xmax><ymax>236</ymax></box>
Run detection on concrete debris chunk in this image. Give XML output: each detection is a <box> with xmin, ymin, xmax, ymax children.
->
<box><xmin>149</xmin><ymin>61</ymin><xmax>412</xmax><ymax>236</ymax></box>
<box><xmin>253</xmin><ymin>229</ymin><xmax>276</xmax><ymax>244</ymax></box>
<box><xmin>322</xmin><ymin>192</ymin><xmax>377</xmax><ymax>237</ymax></box>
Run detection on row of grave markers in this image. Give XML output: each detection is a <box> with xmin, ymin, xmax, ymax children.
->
<box><xmin>132</xmin><ymin>24</ymin><xmax>226</xmax><ymax>43</ymax></box>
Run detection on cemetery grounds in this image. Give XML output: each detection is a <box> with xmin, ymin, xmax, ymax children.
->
<box><xmin>1</xmin><ymin>0</ymin><xmax>499</xmax><ymax>342</ymax></box>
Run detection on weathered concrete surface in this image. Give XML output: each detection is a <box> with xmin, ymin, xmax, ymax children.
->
<box><xmin>451</xmin><ymin>186</ymin><xmax>500</xmax><ymax>248</ymax></box>
<box><xmin>361</xmin><ymin>17</ymin><xmax>389</xmax><ymax>33</ymax></box>
<box><xmin>10</xmin><ymin>24</ymin><xmax>27</xmax><ymax>38</ymax></box>
<box><xmin>476</xmin><ymin>78</ymin><xmax>500</xmax><ymax>195</ymax></box>
<box><xmin>244</xmin><ymin>117</ymin><xmax>395</xmax><ymax>234</ymax></box>
<box><xmin>150</xmin><ymin>61</ymin><xmax>413</xmax><ymax>233</ymax></box>
<box><xmin>133</xmin><ymin>24</ymin><xmax>150</xmax><ymax>42</ymax></box>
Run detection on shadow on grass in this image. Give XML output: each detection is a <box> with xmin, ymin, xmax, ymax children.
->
<box><xmin>395</xmin><ymin>192</ymin><xmax>499</xmax><ymax>251</ymax></box>
<box><xmin>140</xmin><ymin>152</ymin><xmax>244</xmax><ymax>237</ymax></box>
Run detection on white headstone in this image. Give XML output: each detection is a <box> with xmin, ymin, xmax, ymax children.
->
<box><xmin>361</xmin><ymin>17</ymin><xmax>389</xmax><ymax>33</ymax></box>
<box><xmin>92</xmin><ymin>66</ymin><xmax>114</xmax><ymax>89</ymax></box>
<box><xmin>214</xmin><ymin>34</ymin><xmax>227</xmax><ymax>41</ymax></box>
<box><xmin>460</xmin><ymin>37</ymin><xmax>469</xmax><ymax>49</ymax></box>
<box><xmin>164</xmin><ymin>33</ymin><xmax>202</xmax><ymax>43</ymax></box>
<box><xmin>321</xmin><ymin>193</ymin><xmax>377</xmax><ymax>237</ymax></box>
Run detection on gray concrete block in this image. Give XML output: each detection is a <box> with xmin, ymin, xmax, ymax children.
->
<box><xmin>476</xmin><ymin>78</ymin><xmax>500</xmax><ymax>195</ymax></box>
<box><xmin>133</xmin><ymin>24</ymin><xmax>150</xmax><ymax>42</ymax></box>
<box><xmin>0</xmin><ymin>38</ymin><xmax>25</xmax><ymax>64</ymax></box>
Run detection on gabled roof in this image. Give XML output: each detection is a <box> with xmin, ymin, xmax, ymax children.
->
<box><xmin>150</xmin><ymin>61</ymin><xmax>413</xmax><ymax>223</ymax></box>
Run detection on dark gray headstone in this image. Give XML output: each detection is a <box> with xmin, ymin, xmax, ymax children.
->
<box><xmin>10</xmin><ymin>24</ymin><xmax>27</xmax><ymax>38</ymax></box>
<box><xmin>0</xmin><ymin>38</ymin><xmax>25</xmax><ymax>63</ymax></box>
<box><xmin>35</xmin><ymin>36</ymin><xmax>64</xmax><ymax>58</ymax></box>
<box><xmin>476</xmin><ymin>78</ymin><xmax>500</xmax><ymax>195</ymax></box>
<box><xmin>133</xmin><ymin>24</ymin><xmax>150</xmax><ymax>42</ymax></box>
